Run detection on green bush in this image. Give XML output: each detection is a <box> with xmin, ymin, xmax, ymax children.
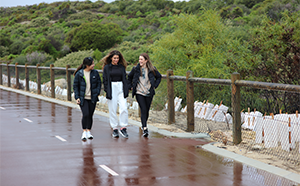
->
<box><xmin>65</xmin><ymin>22</ymin><xmax>123</xmax><ymax>52</ymax></box>
<box><xmin>0</xmin><ymin>46</ymin><xmax>9</xmax><ymax>57</ymax></box>
<box><xmin>30</xmin><ymin>17</ymin><xmax>50</xmax><ymax>27</ymax></box>
<box><xmin>26</xmin><ymin>51</ymin><xmax>47</xmax><ymax>65</ymax></box>
<box><xmin>13</xmin><ymin>54</ymin><xmax>27</xmax><ymax>65</ymax></box>
<box><xmin>10</xmin><ymin>40</ymin><xmax>25</xmax><ymax>54</ymax></box>
<box><xmin>54</xmin><ymin>50</ymin><xmax>94</xmax><ymax>68</ymax></box>
<box><xmin>93</xmin><ymin>49</ymin><xmax>103</xmax><ymax>62</ymax></box>
<box><xmin>67</xmin><ymin>10</ymin><xmax>99</xmax><ymax>22</ymax></box>
<box><xmin>8</xmin><ymin>54</ymin><xmax>17</xmax><ymax>59</ymax></box>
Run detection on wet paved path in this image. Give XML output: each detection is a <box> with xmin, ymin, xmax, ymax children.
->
<box><xmin>0</xmin><ymin>89</ymin><xmax>297</xmax><ymax>186</ymax></box>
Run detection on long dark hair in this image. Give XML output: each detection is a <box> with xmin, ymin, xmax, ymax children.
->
<box><xmin>101</xmin><ymin>50</ymin><xmax>127</xmax><ymax>70</ymax></box>
<box><xmin>140</xmin><ymin>53</ymin><xmax>156</xmax><ymax>76</ymax></box>
<box><xmin>73</xmin><ymin>57</ymin><xmax>94</xmax><ymax>76</ymax></box>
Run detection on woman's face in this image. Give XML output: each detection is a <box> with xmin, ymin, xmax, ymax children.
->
<box><xmin>86</xmin><ymin>61</ymin><xmax>95</xmax><ymax>71</ymax></box>
<box><xmin>139</xmin><ymin>56</ymin><xmax>147</xmax><ymax>68</ymax></box>
<box><xmin>111</xmin><ymin>55</ymin><xmax>119</xmax><ymax>65</ymax></box>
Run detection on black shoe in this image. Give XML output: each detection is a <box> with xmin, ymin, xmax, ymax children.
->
<box><xmin>112</xmin><ymin>129</ymin><xmax>119</xmax><ymax>138</ymax></box>
<box><xmin>119</xmin><ymin>128</ymin><xmax>128</xmax><ymax>138</ymax></box>
<box><xmin>142</xmin><ymin>128</ymin><xmax>149</xmax><ymax>137</ymax></box>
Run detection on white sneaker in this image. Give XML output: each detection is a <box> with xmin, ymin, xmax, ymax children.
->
<box><xmin>86</xmin><ymin>131</ymin><xmax>93</xmax><ymax>139</ymax></box>
<box><xmin>81</xmin><ymin>131</ymin><xmax>87</xmax><ymax>141</ymax></box>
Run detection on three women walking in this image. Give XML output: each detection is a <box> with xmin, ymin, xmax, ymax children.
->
<box><xmin>128</xmin><ymin>53</ymin><xmax>162</xmax><ymax>137</ymax></box>
<box><xmin>73</xmin><ymin>57</ymin><xmax>101</xmax><ymax>141</ymax></box>
<box><xmin>74</xmin><ymin>52</ymin><xmax>161</xmax><ymax>140</ymax></box>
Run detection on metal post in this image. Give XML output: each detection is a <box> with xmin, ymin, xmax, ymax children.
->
<box><xmin>50</xmin><ymin>64</ymin><xmax>55</xmax><ymax>98</ymax></box>
<box><xmin>167</xmin><ymin>69</ymin><xmax>175</xmax><ymax>124</ymax></box>
<box><xmin>15</xmin><ymin>63</ymin><xmax>19</xmax><ymax>89</ymax></box>
<box><xmin>25</xmin><ymin>64</ymin><xmax>29</xmax><ymax>91</ymax></box>
<box><xmin>186</xmin><ymin>71</ymin><xmax>194</xmax><ymax>132</ymax></box>
<box><xmin>231</xmin><ymin>72</ymin><xmax>242</xmax><ymax>144</ymax></box>
<box><xmin>66</xmin><ymin>65</ymin><xmax>71</xmax><ymax>101</ymax></box>
<box><xmin>37</xmin><ymin>64</ymin><xmax>41</xmax><ymax>94</ymax></box>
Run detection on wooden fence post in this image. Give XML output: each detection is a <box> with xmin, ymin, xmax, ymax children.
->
<box><xmin>0</xmin><ymin>64</ymin><xmax>2</xmax><ymax>85</ymax></box>
<box><xmin>37</xmin><ymin>64</ymin><xmax>41</xmax><ymax>94</ymax></box>
<box><xmin>50</xmin><ymin>64</ymin><xmax>55</xmax><ymax>98</ymax></box>
<box><xmin>25</xmin><ymin>64</ymin><xmax>29</xmax><ymax>91</ymax></box>
<box><xmin>66</xmin><ymin>64</ymin><xmax>71</xmax><ymax>101</ymax></box>
<box><xmin>167</xmin><ymin>69</ymin><xmax>175</xmax><ymax>124</ymax></box>
<box><xmin>7</xmin><ymin>63</ymin><xmax>10</xmax><ymax>87</ymax></box>
<box><xmin>231</xmin><ymin>72</ymin><xmax>242</xmax><ymax>144</ymax></box>
<box><xmin>186</xmin><ymin>71</ymin><xmax>194</xmax><ymax>132</ymax></box>
<box><xmin>15</xmin><ymin>63</ymin><xmax>19</xmax><ymax>89</ymax></box>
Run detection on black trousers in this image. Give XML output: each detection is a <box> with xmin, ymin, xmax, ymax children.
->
<box><xmin>80</xmin><ymin>99</ymin><xmax>96</xmax><ymax>130</ymax></box>
<box><xmin>136</xmin><ymin>94</ymin><xmax>153</xmax><ymax>128</ymax></box>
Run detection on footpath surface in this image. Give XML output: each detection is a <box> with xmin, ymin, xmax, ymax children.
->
<box><xmin>1</xmin><ymin>85</ymin><xmax>299</xmax><ymax>185</ymax></box>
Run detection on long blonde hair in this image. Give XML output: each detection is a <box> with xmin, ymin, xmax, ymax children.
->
<box><xmin>101</xmin><ymin>50</ymin><xmax>127</xmax><ymax>70</ymax></box>
<box><xmin>140</xmin><ymin>53</ymin><xmax>156</xmax><ymax>76</ymax></box>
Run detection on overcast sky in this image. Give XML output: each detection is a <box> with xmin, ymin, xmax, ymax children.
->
<box><xmin>0</xmin><ymin>0</ymin><xmax>115</xmax><ymax>7</ymax></box>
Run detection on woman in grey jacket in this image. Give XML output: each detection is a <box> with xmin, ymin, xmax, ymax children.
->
<box><xmin>73</xmin><ymin>57</ymin><xmax>101</xmax><ymax>141</ymax></box>
<box><xmin>128</xmin><ymin>53</ymin><xmax>161</xmax><ymax>137</ymax></box>
<box><xmin>101</xmin><ymin>50</ymin><xmax>129</xmax><ymax>138</ymax></box>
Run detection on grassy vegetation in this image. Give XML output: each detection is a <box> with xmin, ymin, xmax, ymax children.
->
<box><xmin>0</xmin><ymin>0</ymin><xmax>299</xmax><ymax>113</ymax></box>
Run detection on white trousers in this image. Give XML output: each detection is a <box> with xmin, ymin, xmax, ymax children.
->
<box><xmin>107</xmin><ymin>82</ymin><xmax>128</xmax><ymax>129</ymax></box>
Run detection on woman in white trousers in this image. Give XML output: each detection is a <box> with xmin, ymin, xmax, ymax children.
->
<box><xmin>101</xmin><ymin>50</ymin><xmax>129</xmax><ymax>138</ymax></box>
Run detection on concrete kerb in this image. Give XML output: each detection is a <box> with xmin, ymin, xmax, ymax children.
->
<box><xmin>0</xmin><ymin>85</ymin><xmax>210</xmax><ymax>139</ymax></box>
<box><xmin>202</xmin><ymin>143</ymin><xmax>300</xmax><ymax>184</ymax></box>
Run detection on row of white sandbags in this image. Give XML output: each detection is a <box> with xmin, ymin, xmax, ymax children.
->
<box><xmin>253</xmin><ymin>113</ymin><xmax>300</xmax><ymax>152</ymax></box>
<box><xmin>5</xmin><ymin>76</ymin><xmax>68</xmax><ymax>96</ymax></box>
<box><xmin>165</xmin><ymin>97</ymin><xmax>232</xmax><ymax>124</ymax></box>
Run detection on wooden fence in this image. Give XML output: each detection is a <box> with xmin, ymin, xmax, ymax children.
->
<box><xmin>1</xmin><ymin>62</ymin><xmax>300</xmax><ymax>145</ymax></box>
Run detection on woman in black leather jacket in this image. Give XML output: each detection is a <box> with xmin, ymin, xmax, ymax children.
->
<box><xmin>101</xmin><ymin>50</ymin><xmax>129</xmax><ymax>138</ymax></box>
<box><xmin>73</xmin><ymin>57</ymin><xmax>101</xmax><ymax>141</ymax></box>
<box><xmin>128</xmin><ymin>53</ymin><xmax>161</xmax><ymax>137</ymax></box>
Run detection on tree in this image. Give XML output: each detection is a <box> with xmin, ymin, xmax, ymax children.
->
<box><xmin>65</xmin><ymin>22</ymin><xmax>123</xmax><ymax>52</ymax></box>
<box><xmin>150</xmin><ymin>10</ymin><xmax>252</xmax><ymax>78</ymax></box>
<box><xmin>249</xmin><ymin>11</ymin><xmax>300</xmax><ymax>113</ymax></box>
<box><xmin>150</xmin><ymin>10</ymin><xmax>253</xmax><ymax>107</ymax></box>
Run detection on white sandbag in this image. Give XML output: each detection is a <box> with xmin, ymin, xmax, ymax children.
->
<box><xmin>254</xmin><ymin>115</ymin><xmax>271</xmax><ymax>144</ymax></box>
<box><xmin>243</xmin><ymin>111</ymin><xmax>263</xmax><ymax>130</ymax></box>
<box><xmin>212</xmin><ymin>104</ymin><xmax>228</xmax><ymax>122</ymax></box>
<box><xmin>129</xmin><ymin>101</ymin><xmax>139</xmax><ymax>110</ymax></box>
<box><xmin>174</xmin><ymin>97</ymin><xmax>182</xmax><ymax>112</ymax></box>
<box><xmin>55</xmin><ymin>86</ymin><xmax>61</xmax><ymax>95</ymax></box>
<box><xmin>181</xmin><ymin>105</ymin><xmax>187</xmax><ymax>113</ymax></box>
<box><xmin>195</xmin><ymin>102</ymin><xmax>205</xmax><ymax>118</ymax></box>
<box><xmin>225</xmin><ymin>113</ymin><xmax>232</xmax><ymax>124</ymax></box>
<box><xmin>61</xmin><ymin>89</ymin><xmax>67</xmax><ymax>96</ymax></box>
<box><xmin>264</xmin><ymin>116</ymin><xmax>278</xmax><ymax>148</ymax></box>
<box><xmin>206</xmin><ymin>104</ymin><xmax>218</xmax><ymax>120</ymax></box>
<box><xmin>204</xmin><ymin>103</ymin><xmax>214</xmax><ymax>120</ymax></box>
<box><xmin>275</xmin><ymin>114</ymin><xmax>290</xmax><ymax>151</ymax></box>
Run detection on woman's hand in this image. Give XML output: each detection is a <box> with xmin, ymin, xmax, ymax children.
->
<box><xmin>76</xmin><ymin>98</ymin><xmax>80</xmax><ymax>105</ymax></box>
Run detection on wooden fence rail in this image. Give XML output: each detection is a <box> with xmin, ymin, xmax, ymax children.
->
<box><xmin>1</xmin><ymin>62</ymin><xmax>300</xmax><ymax>144</ymax></box>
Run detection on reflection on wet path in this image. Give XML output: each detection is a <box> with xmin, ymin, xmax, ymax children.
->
<box><xmin>78</xmin><ymin>140</ymin><xmax>101</xmax><ymax>186</ymax></box>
